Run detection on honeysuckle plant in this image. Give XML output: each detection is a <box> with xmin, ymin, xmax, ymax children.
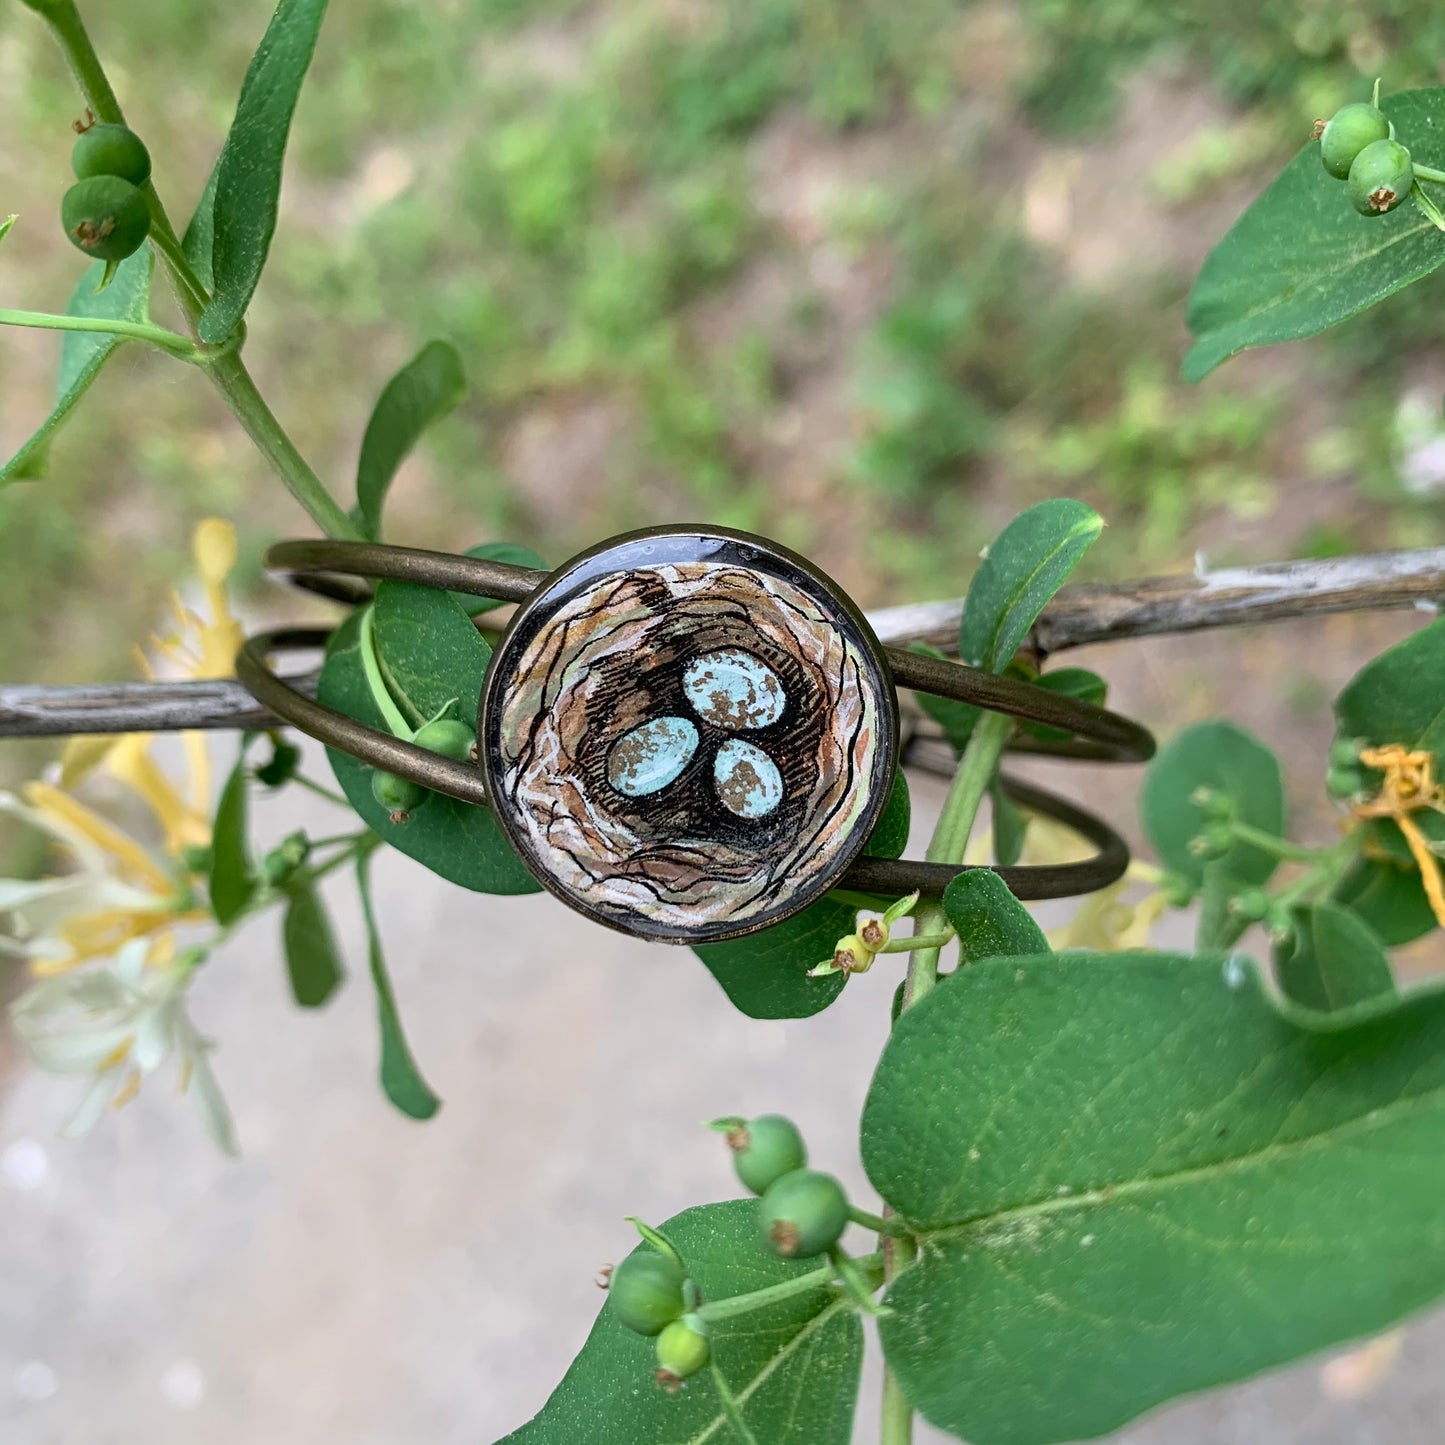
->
<box><xmin>2</xmin><ymin>5</ymin><xmax>1445</xmax><ymax>1443</ymax></box>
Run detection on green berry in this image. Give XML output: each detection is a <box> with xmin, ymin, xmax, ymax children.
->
<box><xmin>371</xmin><ymin>769</ymin><xmax>425</xmax><ymax>819</ymax></box>
<box><xmin>1326</xmin><ymin>764</ymin><xmax>1368</xmax><ymax>800</ymax></box>
<box><xmin>1320</xmin><ymin>102</ymin><xmax>1391</xmax><ymax>180</ymax></box>
<box><xmin>759</xmin><ymin>1168</ymin><xmax>849</xmax><ymax>1259</ymax></box>
<box><xmin>1348</xmin><ymin>138</ymin><xmax>1414</xmax><ymax>215</ymax></box>
<box><xmin>412</xmin><ymin>717</ymin><xmax>475</xmax><ymax>761</ymax></box>
<box><xmin>1329</xmin><ymin>738</ymin><xmax>1361</xmax><ymax>770</ymax></box>
<box><xmin>654</xmin><ymin>1317</ymin><xmax>710</xmax><ymax>1389</ymax></box>
<box><xmin>71</xmin><ymin>122</ymin><xmax>151</xmax><ymax>186</ymax></box>
<box><xmin>60</xmin><ymin>176</ymin><xmax>151</xmax><ymax>261</ymax></box>
<box><xmin>1231</xmin><ymin>888</ymin><xmax>1271</xmax><ymax>923</ymax></box>
<box><xmin>726</xmin><ymin>1114</ymin><xmax>807</xmax><ymax>1196</ymax></box>
<box><xmin>607</xmin><ymin>1250</ymin><xmax>686</xmax><ymax>1336</ymax></box>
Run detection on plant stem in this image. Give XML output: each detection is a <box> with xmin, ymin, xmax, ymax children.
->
<box><xmin>29</xmin><ymin>0</ymin><xmax>125</xmax><ymax>122</ymax></box>
<box><xmin>696</xmin><ymin>1252</ymin><xmax>883</xmax><ymax>1324</ymax></box>
<box><xmin>358</xmin><ymin>606</ymin><xmax>414</xmax><ymax>740</ymax></box>
<box><xmin>881</xmin><ymin>707</ymin><xmax>1013</xmax><ymax>1445</ymax></box>
<box><xmin>1414</xmin><ymin>163</ymin><xmax>1445</xmax><ymax>184</ymax></box>
<box><xmin>847</xmin><ymin>1204</ymin><xmax>908</xmax><ymax>1236</ymax></box>
<box><xmin>145</xmin><ymin>220</ymin><xmax>212</xmax><ymax>316</ymax></box>
<box><xmin>0</xmin><ymin>307</ymin><xmax>198</xmax><ymax>359</ymax></box>
<box><xmin>903</xmin><ymin>710</ymin><xmax>1013</xmax><ymax>1010</ymax></box>
<box><xmin>30</xmin><ymin>0</ymin><xmax>363</xmax><ymax>541</ymax></box>
<box><xmin>882</xmin><ymin>1373</ymin><xmax>916</xmax><ymax>1445</ymax></box>
<box><xmin>289</xmin><ymin>774</ymin><xmax>351</xmax><ymax>808</ymax></box>
<box><xmin>204</xmin><ymin>349</ymin><xmax>364</xmax><ymax>539</ymax></box>
<box><xmin>877</xmin><ymin>931</ymin><xmax>954</xmax><ymax>954</ymax></box>
<box><xmin>1227</xmin><ymin>821</ymin><xmax>1330</xmax><ymax>862</ymax></box>
<box><xmin>709</xmin><ymin>1364</ymin><xmax>761</xmax><ymax>1445</ymax></box>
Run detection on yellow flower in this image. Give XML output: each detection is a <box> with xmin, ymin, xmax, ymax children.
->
<box><xmin>0</xmin><ymin>783</ymin><xmax>205</xmax><ymax>974</ymax></box>
<box><xmin>1</xmin><ymin>518</ymin><xmax>239</xmax><ymax>973</ymax></box>
<box><xmin>1021</xmin><ymin>815</ymin><xmax>1170</xmax><ymax>952</ymax></box>
<box><xmin>59</xmin><ymin>517</ymin><xmax>243</xmax><ymax>807</ymax></box>
<box><xmin>1048</xmin><ymin>876</ymin><xmax>1169</xmax><ymax>952</ymax></box>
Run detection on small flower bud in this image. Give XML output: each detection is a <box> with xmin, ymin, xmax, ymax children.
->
<box><xmin>1188</xmin><ymin>822</ymin><xmax>1236</xmax><ymax>860</ymax></box>
<box><xmin>1229</xmin><ymin>888</ymin><xmax>1271</xmax><ymax>923</ymax></box>
<box><xmin>262</xmin><ymin>830</ymin><xmax>311</xmax><ymax>886</ymax></box>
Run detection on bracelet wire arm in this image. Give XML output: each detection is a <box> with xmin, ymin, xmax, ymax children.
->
<box><xmin>236</xmin><ymin>540</ymin><xmax>1159</xmax><ymax>903</ymax></box>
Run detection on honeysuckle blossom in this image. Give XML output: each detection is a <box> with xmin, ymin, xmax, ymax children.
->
<box><xmin>9</xmin><ymin>935</ymin><xmax>236</xmax><ymax>1152</ymax></box>
<box><xmin>0</xmin><ymin>783</ymin><xmax>201</xmax><ymax>974</ymax></box>
<box><xmin>1</xmin><ymin>518</ymin><xmax>244</xmax><ymax>1150</ymax></box>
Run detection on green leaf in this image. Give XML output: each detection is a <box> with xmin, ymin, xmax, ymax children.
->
<box><xmin>181</xmin><ymin>159</ymin><xmax>221</xmax><ymax>293</ymax></box>
<box><xmin>864</xmin><ymin>768</ymin><xmax>911</xmax><ymax>860</ymax></box>
<box><xmin>1020</xmin><ymin>667</ymin><xmax>1107</xmax><ymax>743</ymax></box>
<box><xmin>198</xmin><ymin>0</ymin><xmax>330</xmax><ymax>343</ymax></box>
<box><xmin>1336</xmin><ymin>615</ymin><xmax>1445</xmax><ymax>754</ymax></box>
<box><xmin>355</xmin><ymin>854</ymin><xmax>440</xmax><ymax>1120</ymax></box>
<box><xmin>863</xmin><ymin>950</ymin><xmax>1445</xmax><ymax>1445</ymax></box>
<box><xmin>209</xmin><ymin>747</ymin><xmax>255</xmax><ymax>925</ymax></box>
<box><xmin>694</xmin><ymin>897</ymin><xmax>851</xmax><ymax>1019</ymax></box>
<box><xmin>1334</xmin><ymin>854</ymin><xmax>1439</xmax><ymax>946</ymax></box>
<box><xmin>453</xmin><ymin>540</ymin><xmax>546</xmax><ymax>615</ymax></box>
<box><xmin>1</xmin><ymin>250</ymin><xmax>153</xmax><ymax>485</ymax></box>
<box><xmin>281</xmin><ymin>880</ymin><xmax>344</xmax><ymax>1007</ymax></box>
<box><xmin>941</xmin><ymin>870</ymin><xmax>1048</xmax><ymax>963</ymax></box>
<box><xmin>1334</xmin><ymin>615</ymin><xmax>1445</xmax><ymax>926</ymax></box>
<box><xmin>1185</xmin><ymin>89</ymin><xmax>1445</xmax><ymax>380</ymax></box>
<box><xmin>959</xmin><ymin>500</ymin><xmax>1103</xmax><ymax>673</ymax></box>
<box><xmin>1140</xmin><ymin>719</ymin><xmax>1285</xmax><ymax>887</ymax></box>
<box><xmin>497</xmin><ymin>1200</ymin><xmax>862</xmax><ymax>1445</ymax></box>
<box><xmin>316</xmin><ymin>591</ymin><xmax>538</xmax><ymax>895</ymax></box>
<box><xmin>356</xmin><ymin>340</ymin><xmax>468</xmax><ymax>539</ymax></box>
<box><xmin>1274</xmin><ymin>901</ymin><xmax>1394</xmax><ymax>1012</ymax></box>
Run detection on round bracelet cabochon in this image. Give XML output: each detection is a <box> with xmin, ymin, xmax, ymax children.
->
<box><xmin>479</xmin><ymin>529</ymin><xmax>898</xmax><ymax>942</ymax></box>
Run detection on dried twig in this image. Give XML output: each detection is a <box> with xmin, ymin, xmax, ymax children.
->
<box><xmin>1</xmin><ymin>549</ymin><xmax>1441</xmax><ymax>739</ymax></box>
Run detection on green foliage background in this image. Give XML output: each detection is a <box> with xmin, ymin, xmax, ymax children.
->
<box><xmin>3</xmin><ymin>0</ymin><xmax>1444</xmax><ymax>694</ymax></box>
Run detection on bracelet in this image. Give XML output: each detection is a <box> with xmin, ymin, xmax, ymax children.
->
<box><xmin>236</xmin><ymin>525</ymin><xmax>1155</xmax><ymax>942</ymax></box>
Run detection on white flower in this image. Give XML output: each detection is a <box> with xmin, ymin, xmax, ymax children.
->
<box><xmin>9</xmin><ymin>937</ymin><xmax>236</xmax><ymax>1153</ymax></box>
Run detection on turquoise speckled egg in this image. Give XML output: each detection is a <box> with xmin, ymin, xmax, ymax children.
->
<box><xmin>607</xmin><ymin>716</ymin><xmax>700</xmax><ymax>797</ymax></box>
<box><xmin>714</xmin><ymin>739</ymin><xmax>784</xmax><ymax>819</ymax></box>
<box><xmin>683</xmin><ymin>648</ymin><xmax>785</xmax><ymax>729</ymax></box>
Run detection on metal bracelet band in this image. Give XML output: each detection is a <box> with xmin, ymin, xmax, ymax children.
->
<box><xmin>236</xmin><ymin>632</ymin><xmax>1134</xmax><ymax>903</ymax></box>
<box><xmin>261</xmin><ymin>539</ymin><xmax>1156</xmax><ymax>764</ymax></box>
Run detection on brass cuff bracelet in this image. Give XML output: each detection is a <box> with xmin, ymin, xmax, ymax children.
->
<box><xmin>237</xmin><ymin>527</ymin><xmax>1156</xmax><ymax>943</ymax></box>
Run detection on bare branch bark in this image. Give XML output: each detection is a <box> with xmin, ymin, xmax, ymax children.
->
<box><xmin>1</xmin><ymin>548</ymin><xmax>1441</xmax><ymax>740</ymax></box>
<box><xmin>867</xmin><ymin>547</ymin><xmax>1445</xmax><ymax>651</ymax></box>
